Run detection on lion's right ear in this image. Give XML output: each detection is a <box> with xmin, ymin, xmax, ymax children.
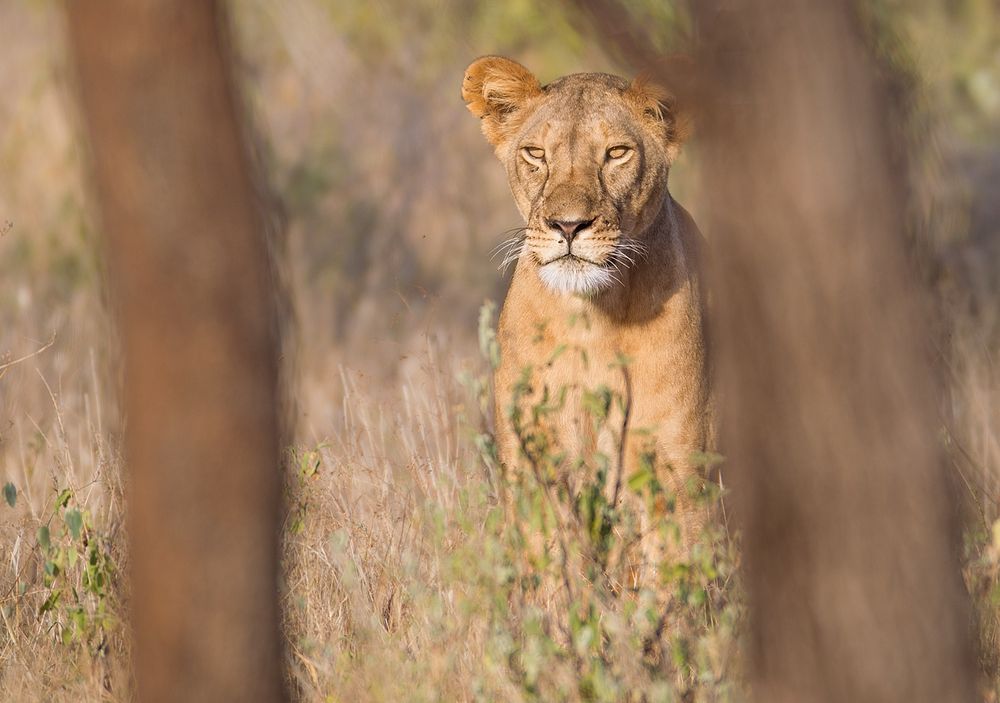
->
<box><xmin>462</xmin><ymin>56</ymin><xmax>542</xmax><ymax>147</ymax></box>
<box><xmin>627</xmin><ymin>76</ymin><xmax>692</xmax><ymax>164</ymax></box>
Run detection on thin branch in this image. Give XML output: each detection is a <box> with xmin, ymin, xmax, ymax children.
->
<box><xmin>610</xmin><ymin>363</ymin><xmax>633</xmax><ymax>510</ymax></box>
<box><xmin>0</xmin><ymin>335</ymin><xmax>56</xmax><ymax>380</ymax></box>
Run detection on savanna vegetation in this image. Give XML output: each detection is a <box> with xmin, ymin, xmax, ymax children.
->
<box><xmin>1</xmin><ymin>1</ymin><xmax>999</xmax><ymax>700</ymax></box>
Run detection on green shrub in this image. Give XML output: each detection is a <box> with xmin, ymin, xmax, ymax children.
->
<box><xmin>456</xmin><ymin>302</ymin><xmax>743</xmax><ymax>702</ymax></box>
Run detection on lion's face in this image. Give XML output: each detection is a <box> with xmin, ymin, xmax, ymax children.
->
<box><xmin>463</xmin><ymin>57</ymin><xmax>687</xmax><ymax>296</ymax></box>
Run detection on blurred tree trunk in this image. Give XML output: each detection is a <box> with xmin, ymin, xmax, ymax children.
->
<box><xmin>577</xmin><ymin>0</ymin><xmax>979</xmax><ymax>700</ymax></box>
<box><xmin>691</xmin><ymin>2</ymin><xmax>977</xmax><ymax>702</ymax></box>
<box><xmin>66</xmin><ymin>3</ymin><xmax>286</xmax><ymax>702</ymax></box>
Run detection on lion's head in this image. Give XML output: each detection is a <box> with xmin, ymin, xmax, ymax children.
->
<box><xmin>462</xmin><ymin>56</ymin><xmax>688</xmax><ymax>296</ymax></box>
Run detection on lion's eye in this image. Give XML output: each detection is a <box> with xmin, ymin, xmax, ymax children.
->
<box><xmin>607</xmin><ymin>145</ymin><xmax>632</xmax><ymax>160</ymax></box>
<box><xmin>522</xmin><ymin>146</ymin><xmax>545</xmax><ymax>161</ymax></box>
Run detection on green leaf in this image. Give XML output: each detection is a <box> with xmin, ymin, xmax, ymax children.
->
<box><xmin>690</xmin><ymin>587</ymin><xmax>707</xmax><ymax>607</ymax></box>
<box><xmin>38</xmin><ymin>588</ymin><xmax>61</xmax><ymax>616</ymax></box>
<box><xmin>3</xmin><ymin>482</ymin><xmax>15</xmax><ymax>508</ymax></box>
<box><xmin>610</xmin><ymin>352</ymin><xmax>633</xmax><ymax>369</ymax></box>
<box><xmin>545</xmin><ymin>344</ymin><xmax>568</xmax><ymax>366</ymax></box>
<box><xmin>627</xmin><ymin>466</ymin><xmax>654</xmax><ymax>493</ymax></box>
<box><xmin>55</xmin><ymin>488</ymin><xmax>72</xmax><ymax>509</ymax></box>
<box><xmin>671</xmin><ymin>636</ymin><xmax>690</xmax><ymax>670</ymax></box>
<box><xmin>65</xmin><ymin>509</ymin><xmax>83</xmax><ymax>541</ymax></box>
<box><xmin>689</xmin><ymin>450</ymin><xmax>725</xmax><ymax>470</ymax></box>
<box><xmin>70</xmin><ymin>608</ymin><xmax>87</xmax><ymax>635</ymax></box>
<box><xmin>37</xmin><ymin>525</ymin><xmax>51</xmax><ymax>550</ymax></box>
<box><xmin>581</xmin><ymin>386</ymin><xmax>612</xmax><ymax>421</ymax></box>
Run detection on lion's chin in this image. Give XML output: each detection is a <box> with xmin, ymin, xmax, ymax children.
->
<box><xmin>538</xmin><ymin>257</ymin><xmax>617</xmax><ymax>296</ymax></box>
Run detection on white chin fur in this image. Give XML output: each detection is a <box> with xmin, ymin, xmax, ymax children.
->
<box><xmin>538</xmin><ymin>259</ymin><xmax>616</xmax><ymax>296</ymax></box>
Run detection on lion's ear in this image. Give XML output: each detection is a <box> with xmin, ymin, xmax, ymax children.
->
<box><xmin>462</xmin><ymin>56</ymin><xmax>542</xmax><ymax>147</ymax></box>
<box><xmin>628</xmin><ymin>76</ymin><xmax>692</xmax><ymax>163</ymax></box>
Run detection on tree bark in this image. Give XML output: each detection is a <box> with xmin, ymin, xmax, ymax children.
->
<box><xmin>66</xmin><ymin>3</ymin><xmax>286</xmax><ymax>702</ymax></box>
<box><xmin>688</xmin><ymin>1</ymin><xmax>978</xmax><ymax>701</ymax></box>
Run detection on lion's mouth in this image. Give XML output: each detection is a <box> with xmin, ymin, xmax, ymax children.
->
<box><xmin>543</xmin><ymin>253</ymin><xmax>605</xmax><ymax>267</ymax></box>
<box><xmin>537</xmin><ymin>253</ymin><xmax>621</xmax><ymax>296</ymax></box>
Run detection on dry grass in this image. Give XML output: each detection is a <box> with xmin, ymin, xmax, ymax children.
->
<box><xmin>281</xmin><ymin>346</ymin><xmax>484</xmax><ymax>701</ymax></box>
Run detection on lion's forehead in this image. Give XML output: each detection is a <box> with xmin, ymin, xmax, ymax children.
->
<box><xmin>513</xmin><ymin>78</ymin><xmax>642</xmax><ymax>149</ymax></box>
<box><xmin>523</xmin><ymin>106</ymin><xmax>640</xmax><ymax>150</ymax></box>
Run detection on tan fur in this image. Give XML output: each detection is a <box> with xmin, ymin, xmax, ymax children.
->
<box><xmin>462</xmin><ymin>57</ymin><xmax>711</xmax><ymax>547</ymax></box>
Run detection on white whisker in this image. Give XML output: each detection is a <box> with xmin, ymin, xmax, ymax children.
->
<box><xmin>498</xmin><ymin>242</ymin><xmax>525</xmax><ymax>273</ymax></box>
<box><xmin>490</xmin><ymin>235</ymin><xmax>524</xmax><ymax>260</ymax></box>
<box><xmin>613</xmin><ymin>250</ymin><xmax>637</xmax><ymax>267</ymax></box>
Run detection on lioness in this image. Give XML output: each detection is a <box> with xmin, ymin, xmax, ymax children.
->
<box><xmin>462</xmin><ymin>56</ymin><xmax>711</xmax><ymax>543</ymax></box>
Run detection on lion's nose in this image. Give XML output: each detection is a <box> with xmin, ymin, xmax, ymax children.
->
<box><xmin>546</xmin><ymin>218</ymin><xmax>595</xmax><ymax>244</ymax></box>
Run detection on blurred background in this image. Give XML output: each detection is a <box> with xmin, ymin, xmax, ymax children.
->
<box><xmin>1</xmin><ymin>0</ymin><xmax>999</xmax><ymax>700</ymax></box>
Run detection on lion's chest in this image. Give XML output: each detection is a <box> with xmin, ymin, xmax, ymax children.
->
<box><xmin>500</xmin><ymin>307</ymin><xmax>623</xmax><ymax>463</ymax></box>
<box><xmin>495</xmin><ymin>283</ymin><xmax>706</xmax><ymax>472</ymax></box>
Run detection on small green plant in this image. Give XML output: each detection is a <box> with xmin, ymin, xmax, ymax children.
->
<box><xmin>33</xmin><ymin>487</ymin><xmax>117</xmax><ymax>652</ymax></box>
<box><xmin>458</xmin><ymin>302</ymin><xmax>742</xmax><ymax>701</ymax></box>
<box><xmin>286</xmin><ymin>443</ymin><xmax>328</xmax><ymax>536</ymax></box>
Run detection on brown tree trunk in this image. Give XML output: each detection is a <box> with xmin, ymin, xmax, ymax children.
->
<box><xmin>66</xmin><ymin>3</ymin><xmax>286</xmax><ymax>702</ymax></box>
<box><xmin>688</xmin><ymin>1</ymin><xmax>978</xmax><ymax>702</ymax></box>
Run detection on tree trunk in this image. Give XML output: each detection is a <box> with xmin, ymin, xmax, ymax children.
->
<box><xmin>689</xmin><ymin>1</ymin><xmax>978</xmax><ymax>701</ymax></box>
<box><xmin>66</xmin><ymin>3</ymin><xmax>286</xmax><ymax>701</ymax></box>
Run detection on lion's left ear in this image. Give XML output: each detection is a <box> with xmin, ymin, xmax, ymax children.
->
<box><xmin>627</xmin><ymin>76</ymin><xmax>691</xmax><ymax>163</ymax></box>
<box><xmin>462</xmin><ymin>56</ymin><xmax>543</xmax><ymax>148</ymax></box>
